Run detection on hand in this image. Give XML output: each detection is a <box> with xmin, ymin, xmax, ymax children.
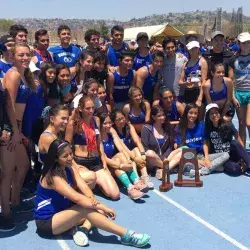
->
<box><xmin>7</xmin><ymin>130</ymin><xmax>21</xmax><ymax>151</ymax></box>
<box><xmin>232</xmin><ymin>98</ymin><xmax>240</xmax><ymax>109</ymax></box>
<box><xmin>20</xmin><ymin>133</ymin><xmax>29</xmax><ymax>147</ymax></box>
<box><xmin>108</xmin><ymin>66</ymin><xmax>118</xmax><ymax>73</ymax></box>
<box><xmin>134</xmin><ymin>156</ymin><xmax>146</xmax><ymax>169</ymax></box>
<box><xmin>120</xmin><ymin>162</ymin><xmax>133</xmax><ymax>172</ymax></box>
<box><xmin>103</xmin><ymin>206</ymin><xmax>116</xmax><ymax>220</ymax></box>
<box><xmin>204</xmin><ymin>159</ymin><xmax>211</xmax><ymax>168</ymax></box>
<box><xmin>0</xmin><ymin>130</ymin><xmax>11</xmax><ymax>143</ymax></box>
<box><xmin>196</xmin><ymin>100</ymin><xmax>202</xmax><ymax>107</ymax></box>
<box><xmin>90</xmin><ymin>196</ymin><xmax>99</xmax><ymax>207</ymax></box>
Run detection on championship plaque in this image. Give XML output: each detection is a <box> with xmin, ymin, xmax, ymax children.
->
<box><xmin>174</xmin><ymin>148</ymin><xmax>203</xmax><ymax>187</ymax></box>
<box><xmin>159</xmin><ymin>159</ymin><xmax>173</xmax><ymax>192</ymax></box>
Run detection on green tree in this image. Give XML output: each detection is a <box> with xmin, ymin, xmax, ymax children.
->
<box><xmin>99</xmin><ymin>21</ymin><xmax>109</xmax><ymax>38</ymax></box>
<box><xmin>0</xmin><ymin>19</ymin><xmax>14</xmax><ymax>32</ymax></box>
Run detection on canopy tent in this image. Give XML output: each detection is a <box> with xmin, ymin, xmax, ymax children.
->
<box><xmin>124</xmin><ymin>24</ymin><xmax>184</xmax><ymax>42</ymax></box>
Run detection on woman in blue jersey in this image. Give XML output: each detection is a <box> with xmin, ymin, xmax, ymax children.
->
<box><xmin>100</xmin><ymin>113</ymin><xmax>150</xmax><ymax>198</ymax></box>
<box><xmin>179</xmin><ymin>41</ymin><xmax>208</xmax><ymax>107</ymax></box>
<box><xmin>141</xmin><ymin>105</ymin><xmax>182</xmax><ymax>180</ymax></box>
<box><xmin>123</xmin><ymin>86</ymin><xmax>150</xmax><ymax>135</ymax></box>
<box><xmin>34</xmin><ymin>139</ymin><xmax>150</xmax><ymax>247</ymax></box>
<box><xmin>110</xmin><ymin>109</ymin><xmax>153</xmax><ymax>186</ymax></box>
<box><xmin>153</xmin><ymin>87</ymin><xmax>185</xmax><ymax>125</ymax></box>
<box><xmin>0</xmin><ymin>43</ymin><xmax>37</xmax><ymax>230</ymax></box>
<box><xmin>203</xmin><ymin>63</ymin><xmax>234</xmax><ymax>122</ymax></box>
<box><xmin>133</xmin><ymin>32</ymin><xmax>152</xmax><ymax>71</ymax></box>
<box><xmin>98</xmin><ymin>84</ymin><xmax>111</xmax><ymax>114</ymax></box>
<box><xmin>67</xmin><ymin>95</ymin><xmax>120</xmax><ymax>200</ymax></box>
<box><xmin>136</xmin><ymin>51</ymin><xmax>164</xmax><ymax>103</ymax></box>
<box><xmin>107</xmin><ymin>50</ymin><xmax>136</xmax><ymax>109</ymax></box>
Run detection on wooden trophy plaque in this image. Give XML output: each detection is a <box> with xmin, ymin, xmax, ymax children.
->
<box><xmin>174</xmin><ymin>148</ymin><xmax>203</xmax><ymax>187</ymax></box>
<box><xmin>159</xmin><ymin>160</ymin><xmax>173</xmax><ymax>192</ymax></box>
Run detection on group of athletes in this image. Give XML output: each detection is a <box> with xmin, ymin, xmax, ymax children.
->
<box><xmin>0</xmin><ymin>23</ymin><xmax>250</xmax><ymax>248</ymax></box>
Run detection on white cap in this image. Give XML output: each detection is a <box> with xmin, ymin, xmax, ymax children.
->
<box><xmin>29</xmin><ymin>61</ymin><xmax>40</xmax><ymax>73</ymax></box>
<box><xmin>186</xmin><ymin>41</ymin><xmax>200</xmax><ymax>50</ymax></box>
<box><xmin>205</xmin><ymin>103</ymin><xmax>219</xmax><ymax>114</ymax></box>
<box><xmin>237</xmin><ymin>32</ymin><xmax>250</xmax><ymax>43</ymax></box>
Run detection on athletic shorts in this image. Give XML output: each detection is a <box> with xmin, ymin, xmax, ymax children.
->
<box><xmin>36</xmin><ymin>217</ymin><xmax>53</xmax><ymax>236</ymax></box>
<box><xmin>225</xmin><ymin>104</ymin><xmax>235</xmax><ymax>118</ymax></box>
<box><xmin>235</xmin><ymin>90</ymin><xmax>250</xmax><ymax>107</ymax></box>
<box><xmin>74</xmin><ymin>156</ymin><xmax>103</xmax><ymax>172</ymax></box>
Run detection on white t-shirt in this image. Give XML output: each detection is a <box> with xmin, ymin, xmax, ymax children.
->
<box><xmin>71</xmin><ymin>94</ymin><xmax>102</xmax><ymax>109</ymax></box>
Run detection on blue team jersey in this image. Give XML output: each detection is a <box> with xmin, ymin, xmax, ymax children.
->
<box><xmin>107</xmin><ymin>43</ymin><xmax>128</xmax><ymax>67</ymax></box>
<box><xmin>133</xmin><ymin>52</ymin><xmax>152</xmax><ymax>71</ymax></box>
<box><xmin>49</xmin><ymin>44</ymin><xmax>80</xmax><ymax>67</ymax></box>
<box><xmin>176</xmin><ymin>122</ymin><xmax>205</xmax><ymax>154</ymax></box>
<box><xmin>0</xmin><ymin>60</ymin><xmax>12</xmax><ymax>79</ymax></box>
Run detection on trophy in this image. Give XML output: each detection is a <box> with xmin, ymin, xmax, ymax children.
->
<box><xmin>159</xmin><ymin>159</ymin><xmax>173</xmax><ymax>192</ymax></box>
<box><xmin>174</xmin><ymin>148</ymin><xmax>203</xmax><ymax>187</ymax></box>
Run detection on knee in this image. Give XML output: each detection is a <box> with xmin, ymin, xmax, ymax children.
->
<box><xmin>146</xmin><ymin>150</ymin><xmax>157</xmax><ymax>159</ymax></box>
<box><xmin>83</xmin><ymin>171</ymin><xmax>97</xmax><ymax>189</ymax></box>
<box><xmin>109</xmin><ymin>191</ymin><xmax>120</xmax><ymax>201</ymax></box>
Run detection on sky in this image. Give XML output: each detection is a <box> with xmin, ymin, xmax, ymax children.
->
<box><xmin>1</xmin><ymin>0</ymin><xmax>250</xmax><ymax>20</ymax></box>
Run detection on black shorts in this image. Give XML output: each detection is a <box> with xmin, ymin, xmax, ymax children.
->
<box><xmin>225</xmin><ymin>104</ymin><xmax>235</xmax><ymax>118</ymax></box>
<box><xmin>183</xmin><ymin>87</ymin><xmax>200</xmax><ymax>104</ymax></box>
<box><xmin>36</xmin><ymin>217</ymin><xmax>53</xmax><ymax>236</ymax></box>
<box><xmin>74</xmin><ymin>156</ymin><xmax>103</xmax><ymax>172</ymax></box>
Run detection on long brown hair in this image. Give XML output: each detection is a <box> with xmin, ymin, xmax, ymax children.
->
<box><xmin>73</xmin><ymin>95</ymin><xmax>94</xmax><ymax>135</ymax></box>
<box><xmin>11</xmin><ymin>43</ymin><xmax>36</xmax><ymax>92</ymax></box>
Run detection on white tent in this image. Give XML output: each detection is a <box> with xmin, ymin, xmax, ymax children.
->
<box><xmin>124</xmin><ymin>24</ymin><xmax>184</xmax><ymax>42</ymax></box>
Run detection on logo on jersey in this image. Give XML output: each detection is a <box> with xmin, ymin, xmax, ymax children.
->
<box><xmin>64</xmin><ymin>57</ymin><xmax>73</xmax><ymax>63</ymax></box>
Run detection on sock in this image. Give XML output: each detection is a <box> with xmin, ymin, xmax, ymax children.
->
<box><xmin>127</xmin><ymin>170</ymin><xmax>139</xmax><ymax>184</ymax></box>
<box><xmin>121</xmin><ymin>229</ymin><xmax>131</xmax><ymax>240</ymax></box>
<box><xmin>118</xmin><ymin>173</ymin><xmax>133</xmax><ymax>189</ymax></box>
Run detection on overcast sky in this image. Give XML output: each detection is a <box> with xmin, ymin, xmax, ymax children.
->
<box><xmin>1</xmin><ymin>0</ymin><xmax>249</xmax><ymax>20</ymax></box>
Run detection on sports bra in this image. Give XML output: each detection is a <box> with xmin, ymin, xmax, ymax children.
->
<box><xmin>116</xmin><ymin>126</ymin><xmax>134</xmax><ymax>150</ymax></box>
<box><xmin>102</xmin><ymin>133</ymin><xmax>116</xmax><ymax>158</ymax></box>
<box><xmin>128</xmin><ymin>104</ymin><xmax>146</xmax><ymax>125</ymax></box>
<box><xmin>184</xmin><ymin>58</ymin><xmax>201</xmax><ymax>79</ymax></box>
<box><xmin>16</xmin><ymin>78</ymin><xmax>32</xmax><ymax>104</ymax></box>
<box><xmin>209</xmin><ymin>78</ymin><xmax>228</xmax><ymax>101</ymax></box>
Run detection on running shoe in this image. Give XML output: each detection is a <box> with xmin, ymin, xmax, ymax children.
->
<box><xmin>133</xmin><ymin>180</ymin><xmax>149</xmax><ymax>193</ymax></box>
<box><xmin>140</xmin><ymin>175</ymin><xmax>154</xmax><ymax>189</ymax></box>
<box><xmin>11</xmin><ymin>200</ymin><xmax>34</xmax><ymax>214</ymax></box>
<box><xmin>155</xmin><ymin>168</ymin><xmax>163</xmax><ymax>180</ymax></box>
<box><xmin>127</xmin><ymin>187</ymin><xmax>144</xmax><ymax>200</ymax></box>
<box><xmin>70</xmin><ymin>226</ymin><xmax>89</xmax><ymax>247</ymax></box>
<box><xmin>121</xmin><ymin>230</ymin><xmax>150</xmax><ymax>248</ymax></box>
<box><xmin>0</xmin><ymin>215</ymin><xmax>16</xmax><ymax>232</ymax></box>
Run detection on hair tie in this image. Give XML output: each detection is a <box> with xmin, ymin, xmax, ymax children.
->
<box><xmin>41</xmin><ymin>106</ymin><xmax>52</xmax><ymax>120</ymax></box>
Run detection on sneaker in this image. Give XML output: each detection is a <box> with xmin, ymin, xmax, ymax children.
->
<box><xmin>183</xmin><ymin>163</ymin><xmax>194</xmax><ymax>176</ymax></box>
<box><xmin>0</xmin><ymin>215</ymin><xmax>16</xmax><ymax>232</ymax></box>
<box><xmin>155</xmin><ymin>168</ymin><xmax>163</xmax><ymax>180</ymax></box>
<box><xmin>127</xmin><ymin>187</ymin><xmax>144</xmax><ymax>200</ymax></box>
<box><xmin>11</xmin><ymin>200</ymin><xmax>34</xmax><ymax>214</ymax></box>
<box><xmin>133</xmin><ymin>180</ymin><xmax>149</xmax><ymax>193</ymax></box>
<box><xmin>20</xmin><ymin>187</ymin><xmax>36</xmax><ymax>200</ymax></box>
<box><xmin>121</xmin><ymin>230</ymin><xmax>150</xmax><ymax>248</ymax></box>
<box><xmin>70</xmin><ymin>226</ymin><xmax>89</xmax><ymax>247</ymax></box>
<box><xmin>140</xmin><ymin>175</ymin><xmax>154</xmax><ymax>189</ymax></box>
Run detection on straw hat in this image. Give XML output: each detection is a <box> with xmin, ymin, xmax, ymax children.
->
<box><xmin>180</xmin><ymin>30</ymin><xmax>204</xmax><ymax>44</ymax></box>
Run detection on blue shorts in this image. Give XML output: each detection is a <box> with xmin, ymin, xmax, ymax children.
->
<box><xmin>235</xmin><ymin>90</ymin><xmax>250</xmax><ymax>107</ymax></box>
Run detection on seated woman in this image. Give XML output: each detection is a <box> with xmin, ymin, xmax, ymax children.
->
<box><xmin>176</xmin><ymin>103</ymin><xmax>229</xmax><ymax>176</ymax></box>
<box><xmin>205</xmin><ymin>103</ymin><xmax>250</xmax><ymax>175</ymax></box>
<box><xmin>203</xmin><ymin>63</ymin><xmax>234</xmax><ymax>121</ymax></box>
<box><xmin>34</xmin><ymin>139</ymin><xmax>150</xmax><ymax>248</ymax></box>
<box><xmin>100</xmin><ymin>113</ymin><xmax>150</xmax><ymax>199</ymax></box>
<box><xmin>98</xmin><ymin>84</ymin><xmax>111</xmax><ymax>114</ymax></box>
<box><xmin>141</xmin><ymin>105</ymin><xmax>182</xmax><ymax>180</ymax></box>
<box><xmin>110</xmin><ymin>109</ymin><xmax>152</xmax><ymax>186</ymax></box>
<box><xmin>153</xmin><ymin>87</ymin><xmax>185</xmax><ymax>126</ymax></box>
<box><xmin>67</xmin><ymin>95</ymin><xmax>120</xmax><ymax>200</ymax></box>
<box><xmin>38</xmin><ymin>105</ymin><xmax>96</xmax><ymax>189</ymax></box>
<box><xmin>123</xmin><ymin>86</ymin><xmax>150</xmax><ymax>135</ymax></box>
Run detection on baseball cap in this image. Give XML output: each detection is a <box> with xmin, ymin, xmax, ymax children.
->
<box><xmin>205</xmin><ymin>103</ymin><xmax>219</xmax><ymax>114</ymax></box>
<box><xmin>0</xmin><ymin>43</ymin><xmax>7</xmax><ymax>52</ymax></box>
<box><xmin>29</xmin><ymin>61</ymin><xmax>40</xmax><ymax>73</ymax></box>
<box><xmin>211</xmin><ymin>31</ymin><xmax>224</xmax><ymax>40</ymax></box>
<box><xmin>0</xmin><ymin>35</ymin><xmax>14</xmax><ymax>45</ymax></box>
<box><xmin>237</xmin><ymin>32</ymin><xmax>250</xmax><ymax>43</ymax></box>
<box><xmin>186</xmin><ymin>41</ymin><xmax>200</xmax><ymax>50</ymax></box>
<box><xmin>136</xmin><ymin>32</ymin><xmax>149</xmax><ymax>41</ymax></box>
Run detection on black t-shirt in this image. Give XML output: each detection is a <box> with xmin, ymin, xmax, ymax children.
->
<box><xmin>88</xmin><ymin>69</ymin><xmax>108</xmax><ymax>85</ymax></box>
<box><xmin>204</xmin><ymin>48</ymin><xmax>233</xmax><ymax>77</ymax></box>
<box><xmin>205</xmin><ymin>122</ymin><xmax>238</xmax><ymax>154</ymax></box>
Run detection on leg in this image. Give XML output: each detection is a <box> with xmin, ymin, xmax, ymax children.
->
<box><xmin>0</xmin><ymin>146</ymin><xmax>15</xmax><ymax>216</ymax></box>
<box><xmin>167</xmin><ymin>148</ymin><xmax>182</xmax><ymax>170</ymax></box>
<box><xmin>238</xmin><ymin>106</ymin><xmax>247</xmax><ymax>146</ymax></box>
<box><xmin>77</xmin><ymin>166</ymin><xmax>97</xmax><ymax>190</ymax></box>
<box><xmin>51</xmin><ymin>204</ymin><xmax>126</xmax><ymax>237</ymax></box>
<box><xmin>95</xmin><ymin>169</ymin><xmax>120</xmax><ymax>200</ymax></box>
<box><xmin>132</xmin><ymin>147</ymin><xmax>148</xmax><ymax>176</ymax></box>
<box><xmin>245</xmin><ymin>104</ymin><xmax>250</xmax><ymax>145</ymax></box>
<box><xmin>208</xmin><ymin>152</ymin><xmax>230</xmax><ymax>173</ymax></box>
<box><xmin>145</xmin><ymin>150</ymin><xmax>163</xmax><ymax>169</ymax></box>
<box><xmin>11</xmin><ymin>143</ymin><xmax>30</xmax><ymax>206</ymax></box>
<box><xmin>224</xmin><ymin>160</ymin><xmax>241</xmax><ymax>176</ymax></box>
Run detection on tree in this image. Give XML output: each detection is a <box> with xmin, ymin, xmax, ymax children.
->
<box><xmin>0</xmin><ymin>19</ymin><xmax>14</xmax><ymax>32</ymax></box>
<box><xmin>99</xmin><ymin>21</ymin><xmax>109</xmax><ymax>38</ymax></box>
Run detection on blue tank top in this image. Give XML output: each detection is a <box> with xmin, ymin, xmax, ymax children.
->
<box><xmin>15</xmin><ymin>77</ymin><xmax>32</xmax><ymax>104</ymax></box>
<box><xmin>34</xmin><ymin>50</ymin><xmax>53</xmax><ymax>69</ymax></box>
<box><xmin>157</xmin><ymin>137</ymin><xmax>165</xmax><ymax>147</ymax></box>
<box><xmin>143</xmin><ymin>65</ymin><xmax>159</xmax><ymax>102</ymax></box>
<box><xmin>160</xmin><ymin>101</ymin><xmax>181</xmax><ymax>121</ymax></box>
<box><xmin>34</xmin><ymin>167</ymin><xmax>73</xmax><ymax>220</ymax></box>
<box><xmin>133</xmin><ymin>52</ymin><xmax>152</xmax><ymax>71</ymax></box>
<box><xmin>113</xmin><ymin>69</ymin><xmax>134</xmax><ymax>103</ymax></box>
<box><xmin>0</xmin><ymin>60</ymin><xmax>12</xmax><ymax>78</ymax></box>
<box><xmin>209</xmin><ymin>79</ymin><xmax>228</xmax><ymax>101</ymax></box>
<box><xmin>103</xmin><ymin>133</ymin><xmax>115</xmax><ymax>158</ymax></box>
<box><xmin>128</xmin><ymin>104</ymin><xmax>146</xmax><ymax>125</ymax></box>
<box><xmin>74</xmin><ymin>118</ymin><xmax>99</xmax><ymax>146</ymax></box>
<box><xmin>107</xmin><ymin>43</ymin><xmax>127</xmax><ymax>67</ymax></box>
<box><xmin>116</xmin><ymin>126</ymin><xmax>134</xmax><ymax>150</ymax></box>
<box><xmin>184</xmin><ymin>58</ymin><xmax>201</xmax><ymax>79</ymax></box>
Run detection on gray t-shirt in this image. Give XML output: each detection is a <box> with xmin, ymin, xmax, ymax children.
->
<box><xmin>229</xmin><ymin>54</ymin><xmax>250</xmax><ymax>91</ymax></box>
<box><xmin>161</xmin><ymin>53</ymin><xmax>187</xmax><ymax>96</ymax></box>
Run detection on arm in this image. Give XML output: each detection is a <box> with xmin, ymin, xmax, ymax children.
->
<box><xmin>178</xmin><ymin>63</ymin><xmax>187</xmax><ymax>85</ymax></box>
<box><xmin>144</xmin><ymin>101</ymin><xmax>151</xmax><ymax>123</ymax></box>
<box><xmin>196</xmin><ymin>58</ymin><xmax>208</xmax><ymax>105</ymax></box>
<box><xmin>106</xmin><ymin>73</ymin><xmax>115</xmax><ymax>108</ymax></box>
<box><xmin>129</xmin><ymin>123</ymin><xmax>145</xmax><ymax>153</ymax></box>
<box><xmin>222</xmin><ymin>78</ymin><xmax>233</xmax><ymax>117</ymax></box>
<box><xmin>176</xmin><ymin>101</ymin><xmax>185</xmax><ymax>117</ymax></box>
<box><xmin>65</xmin><ymin>111</ymin><xmax>75</xmax><ymax>144</ymax></box>
<box><xmin>202</xmin><ymin>80</ymin><xmax>213</xmax><ymax>104</ymax></box>
<box><xmin>136</xmin><ymin>67</ymin><xmax>147</xmax><ymax>90</ymax></box>
<box><xmin>122</xmin><ymin>104</ymin><xmax>130</xmax><ymax>121</ymax></box>
<box><xmin>131</xmin><ymin>70</ymin><xmax>137</xmax><ymax>86</ymax></box>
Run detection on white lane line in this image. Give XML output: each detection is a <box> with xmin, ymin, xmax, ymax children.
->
<box><xmin>56</xmin><ymin>236</ymin><xmax>71</xmax><ymax>250</ymax></box>
<box><xmin>153</xmin><ymin>189</ymin><xmax>249</xmax><ymax>250</ymax></box>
